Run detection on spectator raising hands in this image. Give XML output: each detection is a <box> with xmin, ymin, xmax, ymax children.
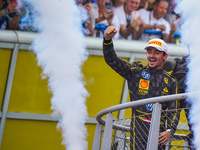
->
<box><xmin>82</xmin><ymin>1</ymin><xmax>95</xmax><ymax>36</ymax></box>
<box><xmin>114</xmin><ymin>0</ymin><xmax>144</xmax><ymax>40</ymax></box>
<box><xmin>92</xmin><ymin>0</ymin><xmax>120</xmax><ymax>39</ymax></box>
<box><xmin>111</xmin><ymin>0</ymin><xmax>125</xmax><ymax>8</ymax></box>
<box><xmin>0</xmin><ymin>0</ymin><xmax>22</xmax><ymax>30</ymax></box>
<box><xmin>139</xmin><ymin>0</ymin><xmax>175</xmax><ymax>43</ymax></box>
<box><xmin>114</xmin><ymin>0</ymin><xmax>143</xmax><ymax>40</ymax></box>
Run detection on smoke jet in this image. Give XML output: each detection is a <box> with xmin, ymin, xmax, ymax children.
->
<box><xmin>176</xmin><ymin>0</ymin><xmax>200</xmax><ymax>149</ymax></box>
<box><xmin>24</xmin><ymin>0</ymin><xmax>89</xmax><ymax>149</ymax></box>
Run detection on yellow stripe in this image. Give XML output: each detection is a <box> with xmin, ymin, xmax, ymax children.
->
<box><xmin>136</xmin><ymin>109</ymin><xmax>151</xmax><ymax>115</ymax></box>
<box><xmin>171</xmin><ymin>82</ymin><xmax>178</xmax><ymax>127</ymax></box>
<box><xmin>163</xmin><ymin>71</ymin><xmax>176</xmax><ymax>82</ymax></box>
<box><xmin>131</xmin><ymin>67</ymin><xmax>138</xmax><ymax>69</ymax></box>
<box><xmin>103</xmin><ymin>40</ymin><xmax>113</xmax><ymax>45</ymax></box>
<box><xmin>167</xmin><ymin>70</ymin><xmax>173</xmax><ymax>75</ymax></box>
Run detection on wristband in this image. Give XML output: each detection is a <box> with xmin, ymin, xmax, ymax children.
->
<box><xmin>7</xmin><ymin>15</ymin><xmax>11</xmax><ymax>20</ymax></box>
<box><xmin>103</xmin><ymin>37</ymin><xmax>112</xmax><ymax>45</ymax></box>
<box><xmin>2</xmin><ymin>9</ymin><xmax>7</xmax><ymax>16</ymax></box>
<box><xmin>166</xmin><ymin>129</ymin><xmax>172</xmax><ymax>135</ymax></box>
<box><xmin>2</xmin><ymin>9</ymin><xmax>12</xmax><ymax>19</ymax></box>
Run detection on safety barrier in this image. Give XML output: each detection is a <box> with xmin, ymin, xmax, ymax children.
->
<box><xmin>95</xmin><ymin>24</ymin><xmax>181</xmax><ymax>38</ymax></box>
<box><xmin>92</xmin><ymin>93</ymin><xmax>193</xmax><ymax>150</ymax></box>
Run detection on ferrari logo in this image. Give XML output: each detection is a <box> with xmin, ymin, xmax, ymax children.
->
<box><xmin>164</xmin><ymin>77</ymin><xmax>168</xmax><ymax>84</ymax></box>
<box><xmin>163</xmin><ymin>87</ymin><xmax>168</xmax><ymax>93</ymax></box>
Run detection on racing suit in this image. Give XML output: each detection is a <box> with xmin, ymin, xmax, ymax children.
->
<box><xmin>103</xmin><ymin>39</ymin><xmax>179</xmax><ymax>150</ymax></box>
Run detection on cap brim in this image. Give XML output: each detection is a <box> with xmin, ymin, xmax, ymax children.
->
<box><xmin>145</xmin><ymin>45</ymin><xmax>165</xmax><ymax>53</ymax></box>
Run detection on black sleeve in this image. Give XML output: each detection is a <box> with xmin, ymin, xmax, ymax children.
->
<box><xmin>103</xmin><ymin>38</ymin><xmax>138</xmax><ymax>80</ymax></box>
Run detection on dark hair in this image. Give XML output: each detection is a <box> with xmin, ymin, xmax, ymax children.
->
<box><xmin>154</xmin><ymin>0</ymin><xmax>169</xmax><ymax>6</ymax></box>
<box><xmin>163</xmin><ymin>52</ymin><xmax>166</xmax><ymax>56</ymax></box>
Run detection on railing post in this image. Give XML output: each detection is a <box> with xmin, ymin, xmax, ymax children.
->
<box><xmin>92</xmin><ymin>123</ymin><xmax>102</xmax><ymax>150</ymax></box>
<box><xmin>183</xmin><ymin>139</ymin><xmax>188</xmax><ymax>150</ymax></box>
<box><xmin>146</xmin><ymin>102</ymin><xmax>162</xmax><ymax>150</ymax></box>
<box><xmin>117</xmin><ymin>132</ymin><xmax>126</xmax><ymax>150</ymax></box>
<box><xmin>0</xmin><ymin>42</ymin><xmax>19</xmax><ymax>148</ymax></box>
<box><xmin>101</xmin><ymin>112</ymin><xmax>113</xmax><ymax>150</ymax></box>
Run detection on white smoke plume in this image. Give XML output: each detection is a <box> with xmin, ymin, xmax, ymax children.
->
<box><xmin>176</xmin><ymin>0</ymin><xmax>200</xmax><ymax>149</ymax></box>
<box><xmin>23</xmin><ymin>0</ymin><xmax>89</xmax><ymax>149</ymax></box>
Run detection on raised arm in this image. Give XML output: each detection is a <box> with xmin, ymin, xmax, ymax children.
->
<box><xmin>104</xmin><ymin>25</ymin><xmax>117</xmax><ymax>40</ymax></box>
<box><xmin>103</xmin><ymin>26</ymin><xmax>138</xmax><ymax>80</ymax></box>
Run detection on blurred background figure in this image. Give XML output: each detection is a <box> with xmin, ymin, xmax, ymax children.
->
<box><xmin>77</xmin><ymin>0</ymin><xmax>95</xmax><ymax>36</ymax></box>
<box><xmin>0</xmin><ymin>0</ymin><xmax>22</xmax><ymax>30</ymax></box>
<box><xmin>114</xmin><ymin>0</ymin><xmax>144</xmax><ymax>40</ymax></box>
<box><xmin>138</xmin><ymin>0</ymin><xmax>148</xmax><ymax>10</ymax></box>
<box><xmin>139</xmin><ymin>0</ymin><xmax>175</xmax><ymax>43</ymax></box>
<box><xmin>165</xmin><ymin>0</ymin><xmax>181</xmax><ymax>44</ymax></box>
<box><xmin>138</xmin><ymin>0</ymin><xmax>156</xmax><ymax>10</ymax></box>
<box><xmin>111</xmin><ymin>0</ymin><xmax>125</xmax><ymax>8</ymax></box>
<box><xmin>146</xmin><ymin>0</ymin><xmax>156</xmax><ymax>10</ymax></box>
<box><xmin>92</xmin><ymin>0</ymin><xmax>120</xmax><ymax>39</ymax></box>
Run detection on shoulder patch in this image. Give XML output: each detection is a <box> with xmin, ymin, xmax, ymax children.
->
<box><xmin>142</xmin><ymin>71</ymin><xmax>150</xmax><ymax>79</ymax></box>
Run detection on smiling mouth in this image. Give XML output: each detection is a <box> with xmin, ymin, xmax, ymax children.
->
<box><xmin>149</xmin><ymin>58</ymin><xmax>157</xmax><ymax>62</ymax></box>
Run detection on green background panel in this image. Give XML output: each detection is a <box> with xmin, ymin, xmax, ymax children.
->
<box><xmin>8</xmin><ymin>51</ymin><xmax>53</xmax><ymax>114</ymax></box>
<box><xmin>0</xmin><ymin>49</ymin><xmax>12</xmax><ymax>109</ymax></box>
<box><xmin>2</xmin><ymin>119</ymin><xmax>97</xmax><ymax>150</ymax></box>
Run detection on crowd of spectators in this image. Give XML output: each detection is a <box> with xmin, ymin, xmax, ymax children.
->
<box><xmin>79</xmin><ymin>0</ymin><xmax>181</xmax><ymax>44</ymax></box>
<box><xmin>0</xmin><ymin>0</ymin><xmax>181</xmax><ymax>44</ymax></box>
<box><xmin>0</xmin><ymin>0</ymin><xmax>22</xmax><ymax>30</ymax></box>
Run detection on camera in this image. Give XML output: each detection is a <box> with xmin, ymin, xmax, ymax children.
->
<box><xmin>105</xmin><ymin>1</ymin><xmax>113</xmax><ymax>10</ymax></box>
<box><xmin>82</xmin><ymin>0</ymin><xmax>90</xmax><ymax>5</ymax></box>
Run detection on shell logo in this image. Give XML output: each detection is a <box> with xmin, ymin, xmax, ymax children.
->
<box><xmin>140</xmin><ymin>80</ymin><xmax>148</xmax><ymax>88</ymax></box>
<box><xmin>139</xmin><ymin>79</ymin><xmax>150</xmax><ymax>90</ymax></box>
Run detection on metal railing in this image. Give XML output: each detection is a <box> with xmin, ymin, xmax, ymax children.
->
<box><xmin>94</xmin><ymin>24</ymin><xmax>181</xmax><ymax>39</ymax></box>
<box><xmin>92</xmin><ymin>93</ymin><xmax>194</xmax><ymax>150</ymax></box>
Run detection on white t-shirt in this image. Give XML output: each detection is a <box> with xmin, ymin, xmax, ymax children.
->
<box><xmin>139</xmin><ymin>9</ymin><xmax>170</xmax><ymax>42</ymax></box>
<box><xmin>92</xmin><ymin>3</ymin><xmax>120</xmax><ymax>39</ymax></box>
<box><xmin>114</xmin><ymin>5</ymin><xmax>141</xmax><ymax>40</ymax></box>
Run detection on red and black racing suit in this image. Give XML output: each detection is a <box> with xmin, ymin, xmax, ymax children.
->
<box><xmin>103</xmin><ymin>39</ymin><xmax>180</xmax><ymax>150</ymax></box>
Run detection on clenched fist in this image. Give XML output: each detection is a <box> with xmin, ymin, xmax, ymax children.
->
<box><xmin>104</xmin><ymin>26</ymin><xmax>117</xmax><ymax>40</ymax></box>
